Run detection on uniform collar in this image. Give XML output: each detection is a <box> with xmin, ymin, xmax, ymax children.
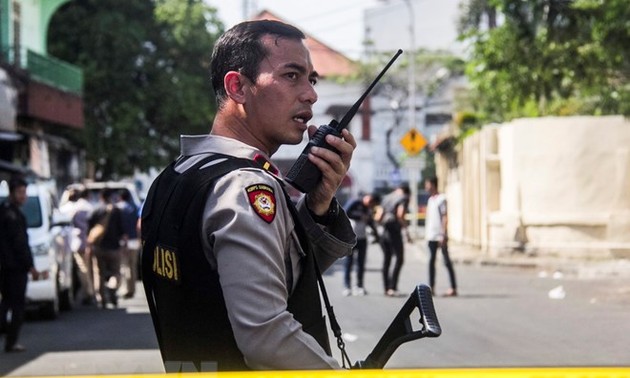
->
<box><xmin>179</xmin><ymin>135</ymin><xmax>280</xmax><ymax>176</ymax></box>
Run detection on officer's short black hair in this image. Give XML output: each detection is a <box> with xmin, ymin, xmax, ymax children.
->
<box><xmin>8</xmin><ymin>175</ymin><xmax>27</xmax><ymax>193</ymax></box>
<box><xmin>210</xmin><ymin>20</ymin><xmax>306</xmax><ymax>108</ymax></box>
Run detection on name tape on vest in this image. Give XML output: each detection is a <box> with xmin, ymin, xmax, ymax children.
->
<box><xmin>152</xmin><ymin>244</ymin><xmax>181</xmax><ymax>283</ymax></box>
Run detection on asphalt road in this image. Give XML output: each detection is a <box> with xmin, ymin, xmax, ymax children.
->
<box><xmin>2</xmin><ymin>240</ymin><xmax>629</xmax><ymax>375</ymax></box>
<box><xmin>326</xmin><ymin>241</ymin><xmax>630</xmax><ymax>369</ymax></box>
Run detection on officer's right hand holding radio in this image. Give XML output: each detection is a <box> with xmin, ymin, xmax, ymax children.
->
<box><xmin>303</xmin><ymin>127</ymin><xmax>356</xmax><ymax>218</ymax></box>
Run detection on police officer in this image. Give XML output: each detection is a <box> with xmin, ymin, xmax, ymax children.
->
<box><xmin>141</xmin><ymin>20</ymin><xmax>356</xmax><ymax>371</ymax></box>
<box><xmin>0</xmin><ymin>176</ymin><xmax>40</xmax><ymax>352</ymax></box>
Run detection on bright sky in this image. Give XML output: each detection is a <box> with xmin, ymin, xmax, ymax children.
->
<box><xmin>206</xmin><ymin>0</ymin><xmax>382</xmax><ymax>59</ymax></box>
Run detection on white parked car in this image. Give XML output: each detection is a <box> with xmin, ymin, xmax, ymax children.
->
<box><xmin>0</xmin><ymin>180</ymin><xmax>76</xmax><ymax>319</ymax></box>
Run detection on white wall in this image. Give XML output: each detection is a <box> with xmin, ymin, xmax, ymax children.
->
<box><xmin>443</xmin><ymin>116</ymin><xmax>630</xmax><ymax>259</ymax></box>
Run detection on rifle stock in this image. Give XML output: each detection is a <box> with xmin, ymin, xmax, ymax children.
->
<box><xmin>355</xmin><ymin>284</ymin><xmax>442</xmax><ymax>369</ymax></box>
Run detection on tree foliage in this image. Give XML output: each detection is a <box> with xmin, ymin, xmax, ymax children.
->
<box><xmin>48</xmin><ymin>0</ymin><xmax>224</xmax><ymax>179</ymax></box>
<box><xmin>460</xmin><ymin>0</ymin><xmax>630</xmax><ymax>123</ymax></box>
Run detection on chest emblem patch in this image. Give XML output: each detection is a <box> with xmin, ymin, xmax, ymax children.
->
<box><xmin>246</xmin><ymin>184</ymin><xmax>276</xmax><ymax>223</ymax></box>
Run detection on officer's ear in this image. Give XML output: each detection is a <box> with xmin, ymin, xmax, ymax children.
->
<box><xmin>224</xmin><ymin>71</ymin><xmax>250</xmax><ymax>104</ymax></box>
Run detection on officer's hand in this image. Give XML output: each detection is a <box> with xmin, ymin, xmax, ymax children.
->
<box><xmin>306</xmin><ymin>127</ymin><xmax>356</xmax><ymax>215</ymax></box>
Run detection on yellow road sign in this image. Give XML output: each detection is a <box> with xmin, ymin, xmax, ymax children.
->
<box><xmin>400</xmin><ymin>128</ymin><xmax>427</xmax><ymax>155</ymax></box>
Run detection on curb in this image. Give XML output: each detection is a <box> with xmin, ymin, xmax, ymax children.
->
<box><xmin>408</xmin><ymin>241</ymin><xmax>630</xmax><ymax>279</ymax></box>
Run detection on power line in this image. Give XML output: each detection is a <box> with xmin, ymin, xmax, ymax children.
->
<box><xmin>291</xmin><ymin>0</ymin><xmax>371</xmax><ymax>24</ymax></box>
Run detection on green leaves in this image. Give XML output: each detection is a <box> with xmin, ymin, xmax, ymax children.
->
<box><xmin>48</xmin><ymin>0</ymin><xmax>224</xmax><ymax>180</ymax></box>
<box><xmin>461</xmin><ymin>0</ymin><xmax>630</xmax><ymax>122</ymax></box>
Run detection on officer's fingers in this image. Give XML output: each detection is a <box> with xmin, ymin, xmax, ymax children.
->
<box><xmin>323</xmin><ymin>132</ymin><xmax>355</xmax><ymax>168</ymax></box>
<box><xmin>309</xmin><ymin>145</ymin><xmax>346</xmax><ymax>178</ymax></box>
<box><xmin>341</xmin><ymin>129</ymin><xmax>357</xmax><ymax>149</ymax></box>
<box><xmin>304</xmin><ymin>158</ymin><xmax>339</xmax><ymax>210</ymax></box>
<box><xmin>307</xmin><ymin>153</ymin><xmax>345</xmax><ymax>207</ymax></box>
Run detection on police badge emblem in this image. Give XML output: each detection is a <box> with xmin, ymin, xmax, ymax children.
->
<box><xmin>246</xmin><ymin>184</ymin><xmax>276</xmax><ymax>223</ymax></box>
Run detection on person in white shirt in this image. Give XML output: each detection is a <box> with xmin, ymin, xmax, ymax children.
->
<box><xmin>424</xmin><ymin>176</ymin><xmax>457</xmax><ymax>297</ymax></box>
<box><xmin>60</xmin><ymin>186</ymin><xmax>96</xmax><ymax>305</ymax></box>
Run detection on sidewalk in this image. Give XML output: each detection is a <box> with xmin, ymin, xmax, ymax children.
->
<box><xmin>406</xmin><ymin>239</ymin><xmax>630</xmax><ymax>280</ymax></box>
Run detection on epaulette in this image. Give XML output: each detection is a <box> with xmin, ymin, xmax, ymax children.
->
<box><xmin>253</xmin><ymin>154</ymin><xmax>279</xmax><ymax>175</ymax></box>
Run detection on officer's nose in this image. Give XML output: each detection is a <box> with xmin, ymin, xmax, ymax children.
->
<box><xmin>301</xmin><ymin>84</ymin><xmax>317</xmax><ymax>105</ymax></box>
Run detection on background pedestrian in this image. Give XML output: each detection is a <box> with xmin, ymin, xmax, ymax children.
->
<box><xmin>88</xmin><ymin>188</ymin><xmax>125</xmax><ymax>308</ymax></box>
<box><xmin>342</xmin><ymin>192</ymin><xmax>380</xmax><ymax>296</ymax></box>
<box><xmin>60</xmin><ymin>185</ymin><xmax>96</xmax><ymax>305</ymax></box>
<box><xmin>117</xmin><ymin>190</ymin><xmax>139</xmax><ymax>299</ymax></box>
<box><xmin>375</xmin><ymin>183</ymin><xmax>410</xmax><ymax>297</ymax></box>
<box><xmin>424</xmin><ymin>176</ymin><xmax>457</xmax><ymax>297</ymax></box>
<box><xmin>0</xmin><ymin>176</ymin><xmax>41</xmax><ymax>352</ymax></box>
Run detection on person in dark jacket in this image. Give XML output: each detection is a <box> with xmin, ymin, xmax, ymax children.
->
<box><xmin>375</xmin><ymin>183</ymin><xmax>411</xmax><ymax>297</ymax></box>
<box><xmin>117</xmin><ymin>190</ymin><xmax>139</xmax><ymax>299</ymax></box>
<box><xmin>342</xmin><ymin>193</ymin><xmax>380</xmax><ymax>296</ymax></box>
<box><xmin>88</xmin><ymin>188</ymin><xmax>125</xmax><ymax>309</ymax></box>
<box><xmin>0</xmin><ymin>176</ymin><xmax>40</xmax><ymax>352</ymax></box>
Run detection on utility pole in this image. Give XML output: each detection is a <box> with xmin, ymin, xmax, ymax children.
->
<box><xmin>241</xmin><ymin>0</ymin><xmax>257</xmax><ymax>21</ymax></box>
<box><xmin>403</xmin><ymin>0</ymin><xmax>420</xmax><ymax>239</ymax></box>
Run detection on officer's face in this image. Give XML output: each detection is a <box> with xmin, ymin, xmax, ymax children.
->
<box><xmin>243</xmin><ymin>35</ymin><xmax>318</xmax><ymax>155</ymax></box>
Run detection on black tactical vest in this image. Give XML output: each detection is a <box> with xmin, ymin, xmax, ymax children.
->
<box><xmin>141</xmin><ymin>154</ymin><xmax>330</xmax><ymax>372</ymax></box>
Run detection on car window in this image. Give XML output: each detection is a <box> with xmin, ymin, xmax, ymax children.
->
<box><xmin>86</xmin><ymin>189</ymin><xmax>101</xmax><ymax>205</ymax></box>
<box><xmin>0</xmin><ymin>195</ymin><xmax>43</xmax><ymax>228</ymax></box>
<box><xmin>22</xmin><ymin>196</ymin><xmax>43</xmax><ymax>228</ymax></box>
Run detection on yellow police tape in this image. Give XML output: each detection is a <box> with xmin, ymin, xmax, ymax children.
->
<box><xmin>210</xmin><ymin>367</ymin><xmax>630</xmax><ymax>378</ymax></box>
<box><xmin>63</xmin><ymin>367</ymin><xmax>630</xmax><ymax>378</ymax></box>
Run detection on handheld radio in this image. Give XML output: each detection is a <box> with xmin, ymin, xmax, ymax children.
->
<box><xmin>286</xmin><ymin>49</ymin><xmax>403</xmax><ymax>193</ymax></box>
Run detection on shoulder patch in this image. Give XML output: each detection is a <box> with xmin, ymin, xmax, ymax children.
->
<box><xmin>246</xmin><ymin>184</ymin><xmax>276</xmax><ymax>223</ymax></box>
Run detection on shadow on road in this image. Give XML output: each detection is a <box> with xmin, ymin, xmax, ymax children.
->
<box><xmin>0</xmin><ymin>296</ymin><xmax>158</xmax><ymax>376</ymax></box>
